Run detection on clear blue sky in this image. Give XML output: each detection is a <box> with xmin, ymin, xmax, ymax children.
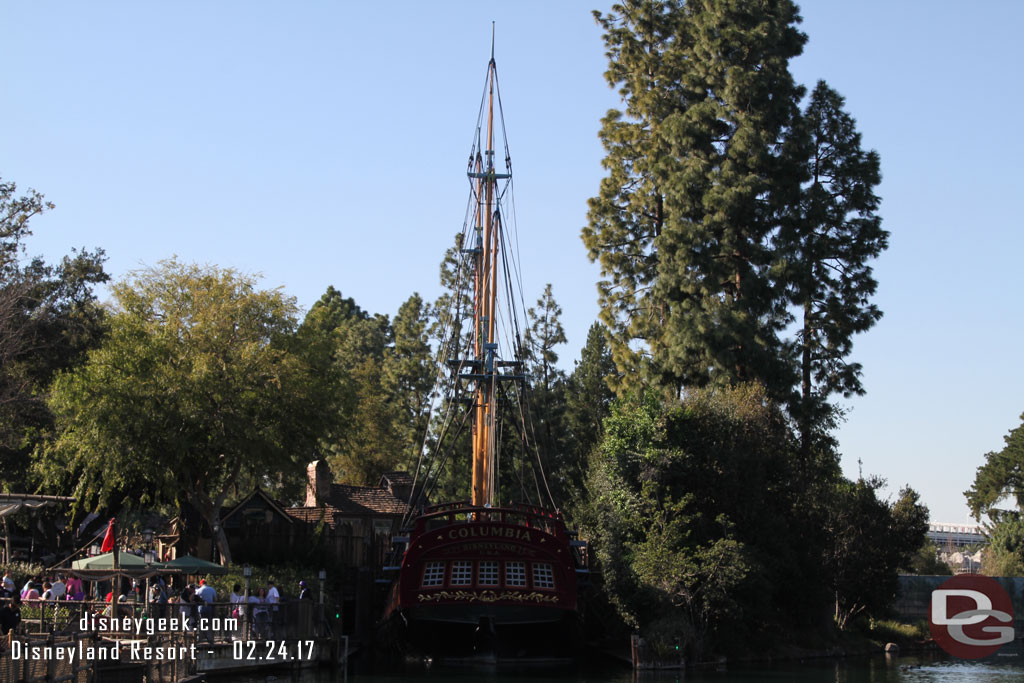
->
<box><xmin>5</xmin><ymin>1</ymin><xmax>1023</xmax><ymax>524</ymax></box>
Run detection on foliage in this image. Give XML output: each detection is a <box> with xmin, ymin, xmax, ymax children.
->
<box><xmin>583</xmin><ymin>385</ymin><xmax>805</xmax><ymax>658</ymax></box>
<box><xmin>0</xmin><ymin>561</ymin><xmax>46</xmax><ymax>588</ymax></box>
<box><xmin>965</xmin><ymin>412</ymin><xmax>1024</xmax><ymax>517</ymax></box>
<box><xmin>524</xmin><ymin>284</ymin><xmax>567</xmax><ymax>395</ymax></box>
<box><xmin>980</xmin><ymin>513</ymin><xmax>1024</xmax><ymax>576</ymax></box>
<box><xmin>822</xmin><ymin>479</ymin><xmax>928</xmax><ymax>629</ymax></box>
<box><xmin>299</xmin><ymin>287</ymin><xmax>433</xmax><ymax>486</ymax></box>
<box><xmin>904</xmin><ymin>540</ymin><xmax>952</xmax><ymax>576</ymax></box>
<box><xmin>558</xmin><ymin>322</ymin><xmax>617</xmax><ymax>508</ymax></box>
<box><xmin>38</xmin><ymin>260</ymin><xmax>326</xmax><ymax>564</ymax></box>
<box><xmin>866</xmin><ymin>618</ymin><xmax>929</xmax><ymax>643</ymax></box>
<box><xmin>205</xmin><ymin>563</ymin><xmax>345</xmax><ymax>605</ymax></box>
<box><xmin>781</xmin><ymin>81</ymin><xmax>887</xmax><ymax>456</ymax></box>
<box><xmin>584</xmin><ymin>0</ymin><xmax>806</xmax><ymax>400</ymax></box>
<box><xmin>964</xmin><ymin>412</ymin><xmax>1024</xmax><ymax>575</ymax></box>
<box><xmin>0</xmin><ymin>178</ymin><xmax>108</xmax><ymax>485</ymax></box>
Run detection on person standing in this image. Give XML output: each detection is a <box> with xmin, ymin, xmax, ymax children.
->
<box><xmin>250</xmin><ymin>588</ymin><xmax>268</xmax><ymax>639</ymax></box>
<box><xmin>195</xmin><ymin>579</ymin><xmax>216</xmax><ymax>643</ymax></box>
<box><xmin>265</xmin><ymin>579</ymin><xmax>280</xmax><ymax>636</ymax></box>
<box><xmin>0</xmin><ymin>595</ymin><xmax>22</xmax><ymax>635</ymax></box>
<box><xmin>50</xmin><ymin>575</ymin><xmax>66</xmax><ymax>600</ymax></box>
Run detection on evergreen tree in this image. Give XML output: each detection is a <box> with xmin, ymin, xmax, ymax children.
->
<box><xmin>965</xmin><ymin>412</ymin><xmax>1024</xmax><ymax>519</ymax></box>
<box><xmin>423</xmin><ymin>235</ymin><xmax>475</xmax><ymax>502</ymax></box>
<box><xmin>431</xmin><ymin>233</ymin><xmax>474</xmax><ymax>362</ymax></box>
<box><xmin>560</xmin><ymin>323</ymin><xmax>617</xmax><ymax>505</ymax></box>
<box><xmin>781</xmin><ymin>81</ymin><xmax>887</xmax><ymax>458</ymax></box>
<box><xmin>384</xmin><ymin>293</ymin><xmax>435</xmax><ymax>464</ymax></box>
<box><xmin>298</xmin><ymin>286</ymin><xmax>406</xmax><ymax>485</ymax></box>
<box><xmin>525</xmin><ymin>284</ymin><xmax>567</xmax><ymax>394</ymax></box>
<box><xmin>521</xmin><ymin>284</ymin><xmax>569</xmax><ymax>507</ymax></box>
<box><xmin>584</xmin><ymin>0</ymin><xmax>807</xmax><ymax>399</ymax></box>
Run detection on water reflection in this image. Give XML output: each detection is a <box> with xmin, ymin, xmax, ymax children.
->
<box><xmin>213</xmin><ymin>644</ymin><xmax>1024</xmax><ymax>683</ymax></box>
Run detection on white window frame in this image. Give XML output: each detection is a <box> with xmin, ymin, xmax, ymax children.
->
<box><xmin>532</xmin><ymin>562</ymin><xmax>555</xmax><ymax>589</ymax></box>
<box><xmin>478</xmin><ymin>560</ymin><xmax>499</xmax><ymax>586</ymax></box>
<box><xmin>450</xmin><ymin>560</ymin><xmax>473</xmax><ymax>586</ymax></box>
<box><xmin>505</xmin><ymin>561</ymin><xmax>526</xmax><ymax>587</ymax></box>
<box><xmin>422</xmin><ymin>561</ymin><xmax>445</xmax><ymax>587</ymax></box>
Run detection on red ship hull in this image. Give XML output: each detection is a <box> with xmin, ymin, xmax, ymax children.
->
<box><xmin>381</xmin><ymin>503</ymin><xmax>584</xmax><ymax>659</ymax></box>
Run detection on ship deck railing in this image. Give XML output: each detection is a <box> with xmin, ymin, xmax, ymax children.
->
<box><xmin>409</xmin><ymin>501</ymin><xmax>567</xmax><ymax>537</ymax></box>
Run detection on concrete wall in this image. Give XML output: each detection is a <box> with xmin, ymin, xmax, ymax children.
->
<box><xmin>894</xmin><ymin>575</ymin><xmax>1024</xmax><ymax>634</ymax></box>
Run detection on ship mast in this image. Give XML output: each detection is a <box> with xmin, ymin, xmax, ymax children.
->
<box><xmin>471</xmin><ymin>46</ymin><xmax>499</xmax><ymax>508</ymax></box>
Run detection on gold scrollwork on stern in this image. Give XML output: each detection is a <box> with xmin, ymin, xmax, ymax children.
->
<box><xmin>417</xmin><ymin>590</ymin><xmax>559</xmax><ymax>604</ymax></box>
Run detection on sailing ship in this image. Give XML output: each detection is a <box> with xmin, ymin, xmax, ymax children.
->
<box><xmin>379</xmin><ymin>42</ymin><xmax>587</xmax><ymax>662</ymax></box>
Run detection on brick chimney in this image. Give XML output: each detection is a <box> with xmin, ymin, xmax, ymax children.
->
<box><xmin>305</xmin><ymin>460</ymin><xmax>332</xmax><ymax>507</ymax></box>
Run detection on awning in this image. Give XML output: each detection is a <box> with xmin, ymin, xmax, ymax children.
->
<box><xmin>0</xmin><ymin>493</ymin><xmax>75</xmax><ymax>517</ymax></box>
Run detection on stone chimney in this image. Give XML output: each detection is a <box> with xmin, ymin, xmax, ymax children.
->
<box><xmin>305</xmin><ymin>460</ymin><xmax>332</xmax><ymax>507</ymax></box>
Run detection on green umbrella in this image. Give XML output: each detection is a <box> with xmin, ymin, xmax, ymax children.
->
<box><xmin>70</xmin><ymin>551</ymin><xmax>165</xmax><ymax>578</ymax></box>
<box><xmin>162</xmin><ymin>554</ymin><xmax>228</xmax><ymax>576</ymax></box>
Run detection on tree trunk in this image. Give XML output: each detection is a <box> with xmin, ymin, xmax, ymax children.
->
<box><xmin>800</xmin><ymin>298</ymin><xmax>813</xmax><ymax>469</ymax></box>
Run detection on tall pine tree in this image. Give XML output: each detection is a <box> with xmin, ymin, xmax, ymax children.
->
<box><xmin>780</xmin><ymin>81</ymin><xmax>887</xmax><ymax>458</ymax></box>
<box><xmin>584</xmin><ymin>0</ymin><xmax>807</xmax><ymax>399</ymax></box>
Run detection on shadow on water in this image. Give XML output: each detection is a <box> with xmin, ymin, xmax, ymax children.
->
<box><xmin>211</xmin><ymin>642</ymin><xmax>1024</xmax><ymax>683</ymax></box>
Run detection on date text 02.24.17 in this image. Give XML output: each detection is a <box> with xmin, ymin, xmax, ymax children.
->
<box><xmin>232</xmin><ymin>640</ymin><xmax>315</xmax><ymax>661</ymax></box>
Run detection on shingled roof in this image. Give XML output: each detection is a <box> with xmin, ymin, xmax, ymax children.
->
<box><xmin>321</xmin><ymin>483</ymin><xmax>407</xmax><ymax>516</ymax></box>
<box><xmin>294</xmin><ymin>460</ymin><xmax>410</xmax><ymax>528</ymax></box>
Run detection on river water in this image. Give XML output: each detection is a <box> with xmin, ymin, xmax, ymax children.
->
<box><xmin>215</xmin><ymin>643</ymin><xmax>1024</xmax><ymax>683</ymax></box>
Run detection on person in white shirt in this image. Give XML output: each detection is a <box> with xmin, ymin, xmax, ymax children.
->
<box><xmin>265</xmin><ymin>579</ymin><xmax>281</xmax><ymax>636</ymax></box>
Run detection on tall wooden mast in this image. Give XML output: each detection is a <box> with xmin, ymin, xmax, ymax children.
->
<box><xmin>471</xmin><ymin>51</ymin><xmax>499</xmax><ymax>508</ymax></box>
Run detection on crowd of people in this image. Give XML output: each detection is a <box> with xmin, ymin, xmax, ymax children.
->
<box><xmin>0</xmin><ymin>571</ymin><xmax>85</xmax><ymax>602</ymax></box>
<box><xmin>0</xmin><ymin>572</ymin><xmax>317</xmax><ymax>639</ymax></box>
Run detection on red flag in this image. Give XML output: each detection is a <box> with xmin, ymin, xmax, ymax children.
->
<box><xmin>100</xmin><ymin>518</ymin><xmax>116</xmax><ymax>553</ymax></box>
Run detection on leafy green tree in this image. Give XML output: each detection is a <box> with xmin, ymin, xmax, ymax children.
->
<box><xmin>905</xmin><ymin>539</ymin><xmax>952</xmax><ymax>576</ymax></box>
<box><xmin>39</xmin><ymin>260</ymin><xmax>325</xmax><ymax>564</ymax></box>
<box><xmin>822</xmin><ymin>479</ymin><xmax>928</xmax><ymax>629</ymax></box>
<box><xmin>1</xmin><ymin>179</ymin><xmax>108</xmax><ymax>485</ymax></box>
<box><xmin>584</xmin><ymin>0</ymin><xmax>806</xmax><ymax>399</ymax></box>
<box><xmin>583</xmin><ymin>384</ymin><xmax>808</xmax><ymax>657</ymax></box>
<box><xmin>781</xmin><ymin>81</ymin><xmax>887</xmax><ymax>458</ymax></box>
<box><xmin>980</xmin><ymin>515</ymin><xmax>1024</xmax><ymax>576</ymax></box>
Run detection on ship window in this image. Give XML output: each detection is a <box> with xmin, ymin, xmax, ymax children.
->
<box><xmin>505</xmin><ymin>561</ymin><xmax>526</xmax><ymax>587</ymax></box>
<box><xmin>532</xmin><ymin>562</ymin><xmax>555</xmax><ymax>589</ymax></box>
<box><xmin>422</xmin><ymin>561</ymin><xmax>445</xmax><ymax>587</ymax></box>
<box><xmin>478</xmin><ymin>561</ymin><xmax>499</xmax><ymax>586</ymax></box>
<box><xmin>451</xmin><ymin>561</ymin><xmax>473</xmax><ymax>586</ymax></box>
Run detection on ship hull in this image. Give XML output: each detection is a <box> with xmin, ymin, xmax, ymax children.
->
<box><xmin>379</xmin><ymin>503</ymin><xmax>585</xmax><ymax>662</ymax></box>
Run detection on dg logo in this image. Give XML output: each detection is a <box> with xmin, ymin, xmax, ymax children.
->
<box><xmin>930</xmin><ymin>574</ymin><xmax>1015</xmax><ymax>659</ymax></box>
